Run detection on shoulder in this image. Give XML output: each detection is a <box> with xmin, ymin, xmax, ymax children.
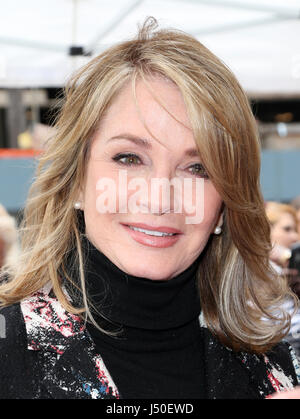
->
<box><xmin>0</xmin><ymin>285</ymin><xmax>86</xmax><ymax>399</ymax></box>
<box><xmin>201</xmin><ymin>325</ymin><xmax>299</xmax><ymax>398</ymax></box>
<box><xmin>234</xmin><ymin>340</ymin><xmax>300</xmax><ymax>397</ymax></box>
<box><xmin>265</xmin><ymin>341</ymin><xmax>300</xmax><ymax>388</ymax></box>
<box><xmin>20</xmin><ymin>284</ymin><xmax>118</xmax><ymax>392</ymax></box>
<box><xmin>19</xmin><ymin>282</ymin><xmax>85</xmax><ymax>352</ymax></box>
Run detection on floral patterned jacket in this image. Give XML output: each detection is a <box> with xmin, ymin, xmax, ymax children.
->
<box><xmin>0</xmin><ymin>283</ymin><xmax>299</xmax><ymax>399</ymax></box>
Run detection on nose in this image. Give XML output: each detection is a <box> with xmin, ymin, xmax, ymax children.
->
<box><xmin>138</xmin><ymin>164</ymin><xmax>177</xmax><ymax>216</ymax></box>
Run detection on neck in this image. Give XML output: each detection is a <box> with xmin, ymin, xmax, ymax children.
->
<box><xmin>82</xmin><ymin>237</ymin><xmax>201</xmax><ymax>331</ymax></box>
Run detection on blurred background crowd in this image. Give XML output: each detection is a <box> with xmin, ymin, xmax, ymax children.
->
<box><xmin>1</xmin><ymin>0</ymin><xmax>300</xmax><ymax>356</ymax></box>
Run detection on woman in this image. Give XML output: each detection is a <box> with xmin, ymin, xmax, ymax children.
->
<box><xmin>266</xmin><ymin>201</ymin><xmax>299</xmax><ymax>267</ymax></box>
<box><xmin>266</xmin><ymin>202</ymin><xmax>299</xmax><ymax>274</ymax></box>
<box><xmin>266</xmin><ymin>202</ymin><xmax>300</xmax><ymax>359</ymax></box>
<box><xmin>0</xmin><ymin>18</ymin><xmax>299</xmax><ymax>399</ymax></box>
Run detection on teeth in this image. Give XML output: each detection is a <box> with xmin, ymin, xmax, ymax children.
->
<box><xmin>129</xmin><ymin>226</ymin><xmax>175</xmax><ymax>237</ymax></box>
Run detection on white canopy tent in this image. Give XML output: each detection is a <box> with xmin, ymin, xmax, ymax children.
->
<box><xmin>0</xmin><ymin>0</ymin><xmax>300</xmax><ymax>96</ymax></box>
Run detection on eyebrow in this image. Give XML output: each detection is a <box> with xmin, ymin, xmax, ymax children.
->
<box><xmin>107</xmin><ymin>133</ymin><xmax>199</xmax><ymax>157</ymax></box>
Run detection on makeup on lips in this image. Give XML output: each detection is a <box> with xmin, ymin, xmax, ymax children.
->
<box><xmin>121</xmin><ymin>222</ymin><xmax>183</xmax><ymax>248</ymax></box>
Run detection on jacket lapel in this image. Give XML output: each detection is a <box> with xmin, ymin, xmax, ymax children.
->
<box><xmin>40</xmin><ymin>333</ymin><xmax>120</xmax><ymax>399</ymax></box>
<box><xmin>20</xmin><ymin>284</ymin><xmax>120</xmax><ymax>399</ymax></box>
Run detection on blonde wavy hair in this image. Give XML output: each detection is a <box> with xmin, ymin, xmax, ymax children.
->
<box><xmin>266</xmin><ymin>201</ymin><xmax>298</xmax><ymax>226</ymax></box>
<box><xmin>0</xmin><ymin>18</ymin><xmax>296</xmax><ymax>353</ymax></box>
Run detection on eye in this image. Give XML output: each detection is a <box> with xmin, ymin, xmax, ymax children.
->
<box><xmin>283</xmin><ymin>226</ymin><xmax>295</xmax><ymax>233</ymax></box>
<box><xmin>187</xmin><ymin>163</ymin><xmax>209</xmax><ymax>178</ymax></box>
<box><xmin>112</xmin><ymin>153</ymin><xmax>142</xmax><ymax>166</ymax></box>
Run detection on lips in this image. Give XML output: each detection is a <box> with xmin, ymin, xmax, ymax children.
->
<box><xmin>120</xmin><ymin>222</ymin><xmax>182</xmax><ymax>248</ymax></box>
<box><xmin>121</xmin><ymin>222</ymin><xmax>182</xmax><ymax>234</ymax></box>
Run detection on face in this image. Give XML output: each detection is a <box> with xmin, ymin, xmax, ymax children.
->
<box><xmin>270</xmin><ymin>212</ymin><xmax>299</xmax><ymax>249</ymax></box>
<box><xmin>80</xmin><ymin>77</ymin><xmax>223</xmax><ymax>280</ymax></box>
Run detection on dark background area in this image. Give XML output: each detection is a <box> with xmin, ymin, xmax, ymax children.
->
<box><xmin>251</xmin><ymin>98</ymin><xmax>300</xmax><ymax>123</ymax></box>
<box><xmin>0</xmin><ymin>88</ymin><xmax>300</xmax><ymax>148</ymax></box>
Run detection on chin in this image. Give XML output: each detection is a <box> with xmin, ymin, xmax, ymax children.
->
<box><xmin>124</xmin><ymin>263</ymin><xmax>175</xmax><ymax>281</ymax></box>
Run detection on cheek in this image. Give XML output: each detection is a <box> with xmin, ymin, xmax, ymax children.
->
<box><xmin>200</xmin><ymin>184</ymin><xmax>222</xmax><ymax>227</ymax></box>
<box><xmin>83</xmin><ymin>162</ymin><xmax>119</xmax><ymax>215</ymax></box>
<box><xmin>83</xmin><ymin>164</ymin><xmax>118</xmax><ymax>247</ymax></box>
<box><xmin>270</xmin><ymin>226</ymin><xmax>282</xmax><ymax>242</ymax></box>
<box><xmin>177</xmin><ymin>179</ymin><xmax>221</xmax><ymax>225</ymax></box>
<box><xmin>186</xmin><ymin>186</ymin><xmax>222</xmax><ymax>243</ymax></box>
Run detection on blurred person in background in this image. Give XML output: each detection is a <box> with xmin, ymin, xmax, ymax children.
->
<box><xmin>0</xmin><ymin>204</ymin><xmax>18</xmax><ymax>269</ymax></box>
<box><xmin>289</xmin><ymin>196</ymin><xmax>300</xmax><ymax>297</ymax></box>
<box><xmin>265</xmin><ymin>201</ymin><xmax>299</xmax><ymax>273</ymax></box>
<box><xmin>266</xmin><ymin>201</ymin><xmax>300</xmax><ymax>358</ymax></box>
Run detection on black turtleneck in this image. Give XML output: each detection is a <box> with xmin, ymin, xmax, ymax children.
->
<box><xmin>83</xmin><ymin>238</ymin><xmax>205</xmax><ymax>399</ymax></box>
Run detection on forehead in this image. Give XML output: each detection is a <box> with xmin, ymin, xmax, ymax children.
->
<box><xmin>94</xmin><ymin>76</ymin><xmax>194</xmax><ymax>151</ymax></box>
<box><xmin>277</xmin><ymin>212</ymin><xmax>296</xmax><ymax>226</ymax></box>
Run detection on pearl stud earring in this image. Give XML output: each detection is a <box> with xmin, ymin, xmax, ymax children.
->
<box><xmin>74</xmin><ymin>201</ymin><xmax>82</xmax><ymax>210</ymax></box>
<box><xmin>214</xmin><ymin>226</ymin><xmax>222</xmax><ymax>235</ymax></box>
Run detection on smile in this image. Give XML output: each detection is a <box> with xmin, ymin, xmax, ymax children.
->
<box><xmin>121</xmin><ymin>223</ymin><xmax>182</xmax><ymax>248</ymax></box>
<box><xmin>128</xmin><ymin>226</ymin><xmax>176</xmax><ymax>237</ymax></box>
